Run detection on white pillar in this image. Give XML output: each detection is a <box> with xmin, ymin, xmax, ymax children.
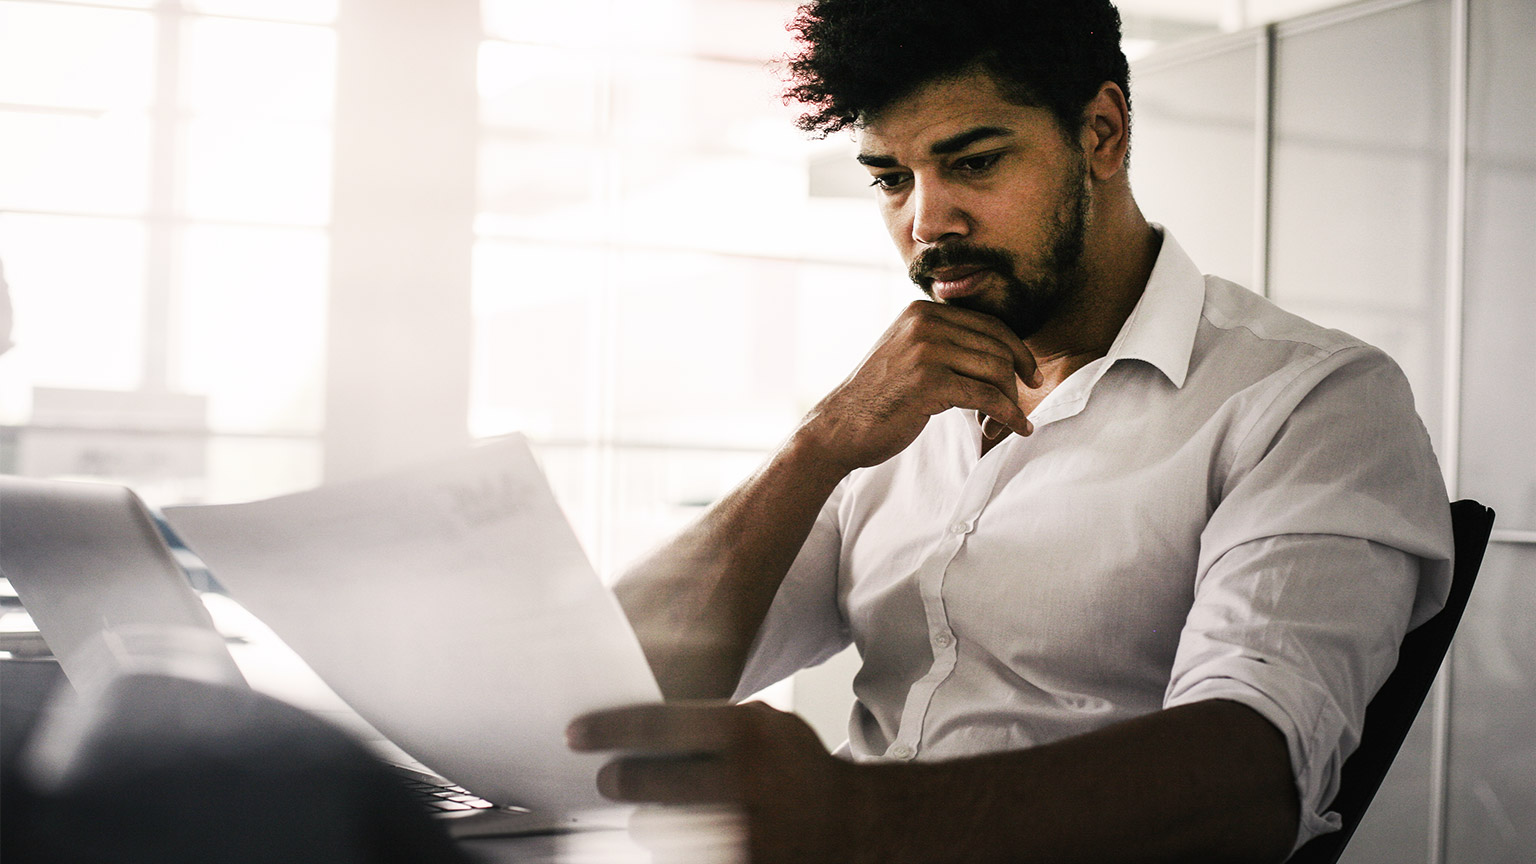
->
<box><xmin>324</xmin><ymin>0</ymin><xmax>480</xmax><ymax>482</ymax></box>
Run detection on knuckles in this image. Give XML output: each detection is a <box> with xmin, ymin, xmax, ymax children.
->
<box><xmin>897</xmin><ymin>302</ymin><xmax>944</xmax><ymax>338</ymax></box>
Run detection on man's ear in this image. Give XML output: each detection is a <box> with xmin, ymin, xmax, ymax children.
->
<box><xmin>1081</xmin><ymin>82</ymin><xmax>1130</xmax><ymax>182</ymax></box>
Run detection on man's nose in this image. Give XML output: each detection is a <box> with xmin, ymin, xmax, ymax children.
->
<box><xmin>910</xmin><ymin>181</ymin><xmax>969</xmax><ymax>246</ymax></box>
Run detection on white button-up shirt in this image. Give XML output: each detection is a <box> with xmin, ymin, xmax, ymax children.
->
<box><xmin>736</xmin><ymin>230</ymin><xmax>1454</xmax><ymax>846</ymax></box>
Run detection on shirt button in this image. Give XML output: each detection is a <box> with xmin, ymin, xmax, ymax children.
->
<box><xmin>949</xmin><ymin>522</ymin><xmax>969</xmax><ymax>535</ymax></box>
<box><xmin>934</xmin><ymin>633</ymin><xmax>953</xmax><ymax>648</ymax></box>
<box><xmin>891</xmin><ymin>744</ymin><xmax>914</xmax><ymax>760</ymax></box>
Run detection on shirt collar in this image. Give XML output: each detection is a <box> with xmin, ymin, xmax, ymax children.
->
<box><xmin>1098</xmin><ymin>225</ymin><xmax>1205</xmax><ymax>390</ymax></box>
<box><xmin>975</xmin><ymin>226</ymin><xmax>1208</xmax><ymax>432</ymax></box>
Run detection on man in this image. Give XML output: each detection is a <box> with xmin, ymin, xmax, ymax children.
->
<box><xmin>568</xmin><ymin>1</ymin><xmax>1453</xmax><ymax>862</ymax></box>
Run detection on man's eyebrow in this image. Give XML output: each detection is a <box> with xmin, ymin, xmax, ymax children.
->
<box><xmin>930</xmin><ymin>125</ymin><xmax>1014</xmax><ymax>156</ymax></box>
<box><xmin>855</xmin><ymin>125</ymin><xmax>1017</xmax><ymax>168</ymax></box>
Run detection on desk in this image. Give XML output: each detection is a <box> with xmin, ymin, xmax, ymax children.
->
<box><xmin>460</xmin><ymin>808</ymin><xmax>746</xmax><ymax>864</ymax></box>
<box><xmin>460</xmin><ymin>832</ymin><xmax>642</xmax><ymax>864</ymax></box>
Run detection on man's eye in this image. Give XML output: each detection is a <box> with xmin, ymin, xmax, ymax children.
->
<box><xmin>955</xmin><ymin>153</ymin><xmax>1002</xmax><ymax>173</ymax></box>
<box><xmin>869</xmin><ymin>173</ymin><xmax>910</xmax><ymax>191</ymax></box>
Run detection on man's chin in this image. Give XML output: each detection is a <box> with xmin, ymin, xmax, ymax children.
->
<box><xmin>943</xmin><ymin>292</ymin><xmax>1010</xmax><ymax>322</ymax></box>
<box><xmin>949</xmin><ymin>295</ymin><xmax>1052</xmax><ymax>340</ymax></box>
<box><xmin>915</xmin><ymin>274</ymin><xmax>1058</xmax><ymax>340</ymax></box>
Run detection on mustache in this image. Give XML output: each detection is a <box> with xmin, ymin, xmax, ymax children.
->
<box><xmin>908</xmin><ymin>243</ymin><xmax>1020</xmax><ymax>287</ymax></box>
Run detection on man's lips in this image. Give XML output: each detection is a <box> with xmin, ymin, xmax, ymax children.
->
<box><xmin>928</xmin><ymin>266</ymin><xmax>991</xmax><ymax>301</ymax></box>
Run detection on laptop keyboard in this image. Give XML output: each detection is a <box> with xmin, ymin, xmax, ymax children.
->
<box><xmin>390</xmin><ymin>768</ymin><xmax>496</xmax><ymax>814</ymax></box>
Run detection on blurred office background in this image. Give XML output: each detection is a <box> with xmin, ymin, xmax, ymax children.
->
<box><xmin>0</xmin><ymin>0</ymin><xmax>1529</xmax><ymax>861</ymax></box>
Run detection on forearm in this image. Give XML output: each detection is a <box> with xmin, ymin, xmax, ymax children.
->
<box><xmin>845</xmin><ymin>700</ymin><xmax>1299</xmax><ymax>864</ymax></box>
<box><xmin>614</xmin><ymin>431</ymin><xmax>848</xmax><ymax>700</ymax></box>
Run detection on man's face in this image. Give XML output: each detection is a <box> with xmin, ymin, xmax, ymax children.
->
<box><xmin>856</xmin><ymin>69</ymin><xmax>1091</xmax><ymax>340</ymax></box>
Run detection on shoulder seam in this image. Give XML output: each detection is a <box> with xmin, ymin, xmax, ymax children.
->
<box><xmin>1224</xmin><ymin>342</ymin><xmax>1379</xmax><ymax>483</ymax></box>
<box><xmin>1199</xmin><ymin>278</ymin><xmax>1367</xmax><ymax>356</ymax></box>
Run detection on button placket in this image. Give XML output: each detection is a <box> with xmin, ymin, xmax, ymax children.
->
<box><xmin>885</xmin><ymin>436</ymin><xmax>1013</xmax><ymax>762</ymax></box>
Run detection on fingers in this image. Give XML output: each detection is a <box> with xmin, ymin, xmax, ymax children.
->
<box><xmin>570</xmin><ymin>703</ymin><xmax>744</xmax><ymax>805</ymax></box>
<box><xmin>569</xmin><ymin>702</ymin><xmax>812</xmax><ymax>806</ymax></box>
<box><xmin>568</xmin><ymin>702</ymin><xmax>742</xmax><ymax>754</ymax></box>
<box><xmin>917</xmin><ymin>301</ymin><xmax>1042</xmax><ymax>390</ymax></box>
<box><xmin>981</xmin><ymin>412</ymin><xmax>1031</xmax><ymax>440</ymax></box>
<box><xmin>596</xmin><ymin>754</ymin><xmax>735</xmax><ymax>804</ymax></box>
<box><xmin>947</xmin><ymin>375</ymin><xmax>1031</xmax><ymax>438</ymax></box>
<box><xmin>922</xmin><ymin>346</ymin><xmax>1042</xmax><ymax>436</ymax></box>
<box><xmin>981</xmin><ymin>414</ymin><xmax>1006</xmax><ymax>440</ymax></box>
<box><xmin>896</xmin><ymin>303</ymin><xmax>1038</xmax><ymax>436</ymax></box>
<box><xmin>796</xmin><ymin>299</ymin><xmax>1042</xmax><ymax>470</ymax></box>
<box><xmin>925</xmin><ymin>338</ymin><xmax>1017</xmax><ymax>393</ymax></box>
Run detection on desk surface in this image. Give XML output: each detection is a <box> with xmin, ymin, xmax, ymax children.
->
<box><xmin>460</xmin><ymin>808</ymin><xmax>746</xmax><ymax>864</ymax></box>
<box><xmin>460</xmin><ymin>832</ymin><xmax>640</xmax><ymax>864</ymax></box>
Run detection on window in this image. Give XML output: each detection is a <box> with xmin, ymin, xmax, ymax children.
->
<box><xmin>0</xmin><ymin>0</ymin><xmax>335</xmax><ymax>505</ymax></box>
<box><xmin>471</xmin><ymin>0</ymin><xmax>910</xmax><ymax>576</ymax></box>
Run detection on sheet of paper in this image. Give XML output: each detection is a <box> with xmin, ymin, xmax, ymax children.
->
<box><xmin>163</xmin><ymin>434</ymin><xmax>662</xmax><ymax>819</ymax></box>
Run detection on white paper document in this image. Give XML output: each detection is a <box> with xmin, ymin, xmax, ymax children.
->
<box><xmin>163</xmin><ymin>435</ymin><xmax>662</xmax><ymax>820</ymax></box>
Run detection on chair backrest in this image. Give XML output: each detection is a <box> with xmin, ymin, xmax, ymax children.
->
<box><xmin>1286</xmin><ymin>499</ymin><xmax>1496</xmax><ymax>864</ymax></box>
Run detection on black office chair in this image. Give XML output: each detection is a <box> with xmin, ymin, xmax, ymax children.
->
<box><xmin>1286</xmin><ymin>499</ymin><xmax>1495</xmax><ymax>864</ymax></box>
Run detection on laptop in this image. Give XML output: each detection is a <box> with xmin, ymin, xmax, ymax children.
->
<box><xmin>0</xmin><ymin>435</ymin><xmax>662</xmax><ymax>838</ymax></box>
<box><xmin>0</xmin><ymin>476</ymin><xmax>247</xmax><ymax>697</ymax></box>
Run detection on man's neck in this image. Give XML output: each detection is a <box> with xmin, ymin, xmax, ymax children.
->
<box><xmin>1025</xmin><ymin>218</ymin><xmax>1161</xmax><ymax>391</ymax></box>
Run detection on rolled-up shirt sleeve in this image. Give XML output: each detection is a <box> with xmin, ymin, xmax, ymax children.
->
<box><xmin>1164</xmin><ymin>344</ymin><xmax>1453</xmax><ymax>849</ymax></box>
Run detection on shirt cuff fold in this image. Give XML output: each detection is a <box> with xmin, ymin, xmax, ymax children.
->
<box><xmin>1166</xmin><ymin>669</ymin><xmax>1346</xmax><ymax>851</ymax></box>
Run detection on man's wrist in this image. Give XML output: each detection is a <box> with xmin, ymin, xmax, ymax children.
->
<box><xmin>780</xmin><ymin>421</ymin><xmax>859</xmax><ymax>489</ymax></box>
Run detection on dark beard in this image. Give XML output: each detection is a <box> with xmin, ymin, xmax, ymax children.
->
<box><xmin>907</xmin><ymin>161</ymin><xmax>1089</xmax><ymax>340</ymax></box>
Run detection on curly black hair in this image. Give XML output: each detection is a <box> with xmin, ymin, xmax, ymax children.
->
<box><xmin>783</xmin><ymin>0</ymin><xmax>1130</xmax><ymax>139</ymax></box>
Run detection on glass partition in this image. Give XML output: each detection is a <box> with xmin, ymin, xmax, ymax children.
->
<box><xmin>1449</xmin><ymin>0</ymin><xmax>1536</xmax><ymax>861</ymax></box>
<box><xmin>1459</xmin><ymin>0</ymin><xmax>1536</xmax><ymax>533</ymax></box>
<box><xmin>1449</xmin><ymin>543</ymin><xmax>1536</xmax><ymax>862</ymax></box>
<box><xmin>1129</xmin><ymin>34</ymin><xmax>1261</xmax><ymax>289</ymax></box>
<box><xmin>1269</xmin><ymin>0</ymin><xmax>1451</xmax><ymax>451</ymax></box>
